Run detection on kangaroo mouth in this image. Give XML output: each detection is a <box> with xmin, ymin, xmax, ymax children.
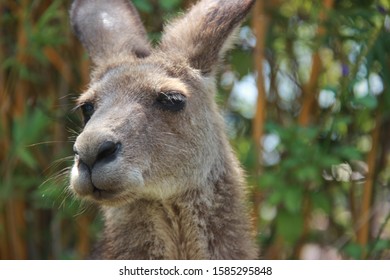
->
<box><xmin>91</xmin><ymin>184</ymin><xmax>118</xmax><ymax>200</ymax></box>
<box><xmin>70</xmin><ymin>160</ymin><xmax>144</xmax><ymax>204</ymax></box>
<box><xmin>70</xmin><ymin>162</ymin><xmax>121</xmax><ymax>201</ymax></box>
<box><xmin>72</xmin><ymin>179</ymin><xmax>122</xmax><ymax>201</ymax></box>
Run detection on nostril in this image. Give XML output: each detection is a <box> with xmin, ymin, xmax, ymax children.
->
<box><xmin>96</xmin><ymin>141</ymin><xmax>121</xmax><ymax>163</ymax></box>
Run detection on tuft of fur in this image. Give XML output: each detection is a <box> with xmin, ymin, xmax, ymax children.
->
<box><xmin>69</xmin><ymin>0</ymin><xmax>258</xmax><ymax>259</ymax></box>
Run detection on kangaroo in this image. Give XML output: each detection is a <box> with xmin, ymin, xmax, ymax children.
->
<box><xmin>69</xmin><ymin>0</ymin><xmax>258</xmax><ymax>259</ymax></box>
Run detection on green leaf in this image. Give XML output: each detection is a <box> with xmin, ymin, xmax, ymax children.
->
<box><xmin>311</xmin><ymin>192</ymin><xmax>332</xmax><ymax>214</ymax></box>
<box><xmin>369</xmin><ymin>239</ymin><xmax>390</xmax><ymax>254</ymax></box>
<box><xmin>16</xmin><ymin>148</ymin><xmax>37</xmax><ymax>169</ymax></box>
<box><xmin>268</xmin><ymin>190</ymin><xmax>283</xmax><ymax>205</ymax></box>
<box><xmin>343</xmin><ymin>243</ymin><xmax>364</xmax><ymax>259</ymax></box>
<box><xmin>283</xmin><ymin>187</ymin><xmax>303</xmax><ymax>213</ymax></box>
<box><xmin>296</xmin><ymin>166</ymin><xmax>319</xmax><ymax>183</ymax></box>
<box><xmin>352</xmin><ymin>95</ymin><xmax>378</xmax><ymax>109</ymax></box>
<box><xmin>159</xmin><ymin>0</ymin><xmax>182</xmax><ymax>11</ymax></box>
<box><xmin>259</xmin><ymin>173</ymin><xmax>278</xmax><ymax>189</ymax></box>
<box><xmin>334</xmin><ymin>146</ymin><xmax>362</xmax><ymax>160</ymax></box>
<box><xmin>276</xmin><ymin>209</ymin><xmax>303</xmax><ymax>244</ymax></box>
<box><xmin>133</xmin><ymin>0</ymin><xmax>153</xmax><ymax>13</ymax></box>
<box><xmin>36</xmin><ymin>0</ymin><xmax>62</xmax><ymax>31</ymax></box>
<box><xmin>230</xmin><ymin>49</ymin><xmax>254</xmax><ymax>76</ymax></box>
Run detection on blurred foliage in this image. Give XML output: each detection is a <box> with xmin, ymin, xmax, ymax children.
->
<box><xmin>0</xmin><ymin>0</ymin><xmax>389</xmax><ymax>259</ymax></box>
<box><xmin>227</xmin><ymin>0</ymin><xmax>390</xmax><ymax>259</ymax></box>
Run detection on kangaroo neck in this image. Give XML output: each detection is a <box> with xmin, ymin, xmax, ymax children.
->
<box><xmin>99</xmin><ymin>187</ymin><xmax>212</xmax><ymax>259</ymax></box>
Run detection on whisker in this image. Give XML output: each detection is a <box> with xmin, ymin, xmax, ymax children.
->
<box><xmin>26</xmin><ymin>141</ymin><xmax>72</xmax><ymax>148</ymax></box>
<box><xmin>41</xmin><ymin>158</ymin><xmax>73</xmax><ymax>177</ymax></box>
<box><xmin>39</xmin><ymin>167</ymin><xmax>71</xmax><ymax>189</ymax></box>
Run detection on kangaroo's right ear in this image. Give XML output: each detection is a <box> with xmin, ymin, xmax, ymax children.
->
<box><xmin>70</xmin><ymin>0</ymin><xmax>151</xmax><ymax>65</ymax></box>
<box><xmin>160</xmin><ymin>0</ymin><xmax>255</xmax><ymax>76</ymax></box>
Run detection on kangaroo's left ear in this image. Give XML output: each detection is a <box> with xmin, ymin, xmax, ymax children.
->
<box><xmin>70</xmin><ymin>0</ymin><xmax>151</xmax><ymax>65</ymax></box>
<box><xmin>159</xmin><ymin>0</ymin><xmax>255</xmax><ymax>76</ymax></box>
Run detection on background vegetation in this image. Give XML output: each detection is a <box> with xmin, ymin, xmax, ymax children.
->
<box><xmin>1</xmin><ymin>0</ymin><xmax>389</xmax><ymax>259</ymax></box>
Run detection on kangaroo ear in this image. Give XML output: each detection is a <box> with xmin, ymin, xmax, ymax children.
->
<box><xmin>70</xmin><ymin>0</ymin><xmax>151</xmax><ymax>64</ymax></box>
<box><xmin>160</xmin><ymin>0</ymin><xmax>255</xmax><ymax>75</ymax></box>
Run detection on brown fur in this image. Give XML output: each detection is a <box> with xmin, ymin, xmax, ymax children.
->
<box><xmin>69</xmin><ymin>0</ymin><xmax>258</xmax><ymax>259</ymax></box>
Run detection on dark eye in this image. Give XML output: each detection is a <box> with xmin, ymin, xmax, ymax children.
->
<box><xmin>156</xmin><ymin>91</ymin><xmax>186</xmax><ymax>112</ymax></box>
<box><xmin>80</xmin><ymin>102</ymin><xmax>94</xmax><ymax>125</ymax></box>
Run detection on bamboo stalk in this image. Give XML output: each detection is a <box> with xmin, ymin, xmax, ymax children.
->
<box><xmin>14</xmin><ymin>0</ymin><xmax>29</xmax><ymax>117</ymax></box>
<box><xmin>43</xmin><ymin>47</ymin><xmax>73</xmax><ymax>86</ymax></box>
<box><xmin>252</xmin><ymin>0</ymin><xmax>268</xmax><ymax>155</ymax></box>
<box><xmin>6</xmin><ymin>199</ymin><xmax>28</xmax><ymax>259</ymax></box>
<box><xmin>357</xmin><ymin>115</ymin><xmax>381</xmax><ymax>257</ymax></box>
<box><xmin>298</xmin><ymin>52</ymin><xmax>322</xmax><ymax>125</ymax></box>
<box><xmin>0</xmin><ymin>1</ymin><xmax>10</xmax><ymax>171</ymax></box>
<box><xmin>76</xmin><ymin>215</ymin><xmax>91</xmax><ymax>259</ymax></box>
<box><xmin>251</xmin><ymin>0</ymin><xmax>270</xmax><ymax>236</ymax></box>
<box><xmin>0</xmin><ymin>208</ymin><xmax>10</xmax><ymax>259</ymax></box>
<box><xmin>298</xmin><ymin>0</ymin><xmax>334</xmax><ymax>125</ymax></box>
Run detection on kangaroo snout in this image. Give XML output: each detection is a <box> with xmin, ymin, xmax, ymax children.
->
<box><xmin>70</xmin><ymin>131</ymin><xmax>136</xmax><ymax>201</ymax></box>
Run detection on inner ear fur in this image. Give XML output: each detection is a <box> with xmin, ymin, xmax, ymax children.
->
<box><xmin>70</xmin><ymin>0</ymin><xmax>151</xmax><ymax>65</ymax></box>
<box><xmin>159</xmin><ymin>0</ymin><xmax>255</xmax><ymax>75</ymax></box>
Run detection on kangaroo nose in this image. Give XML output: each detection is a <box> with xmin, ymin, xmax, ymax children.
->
<box><xmin>73</xmin><ymin>140</ymin><xmax>121</xmax><ymax>168</ymax></box>
<box><xmin>96</xmin><ymin>141</ymin><xmax>121</xmax><ymax>163</ymax></box>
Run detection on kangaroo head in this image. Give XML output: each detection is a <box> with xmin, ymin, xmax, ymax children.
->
<box><xmin>69</xmin><ymin>0</ymin><xmax>255</xmax><ymax>205</ymax></box>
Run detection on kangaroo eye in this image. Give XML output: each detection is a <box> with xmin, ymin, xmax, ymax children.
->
<box><xmin>156</xmin><ymin>91</ymin><xmax>186</xmax><ymax>112</ymax></box>
<box><xmin>80</xmin><ymin>102</ymin><xmax>94</xmax><ymax>124</ymax></box>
